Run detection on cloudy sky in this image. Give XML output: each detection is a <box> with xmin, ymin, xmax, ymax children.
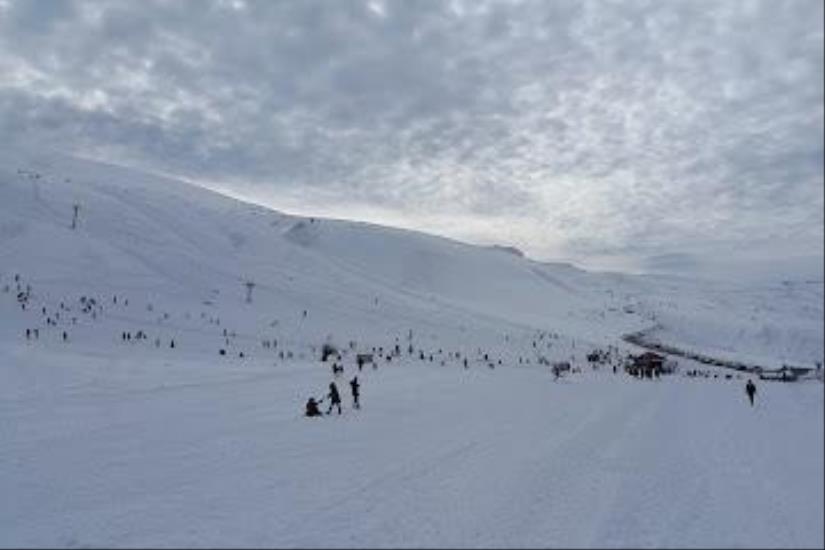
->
<box><xmin>1</xmin><ymin>0</ymin><xmax>822</xmax><ymax>279</ymax></box>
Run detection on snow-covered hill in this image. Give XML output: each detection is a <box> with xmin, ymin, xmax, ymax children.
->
<box><xmin>1</xmin><ymin>151</ymin><xmax>822</xmax><ymax>548</ymax></box>
<box><xmin>2</xmin><ymin>150</ymin><xmax>820</xmax><ymax>368</ymax></box>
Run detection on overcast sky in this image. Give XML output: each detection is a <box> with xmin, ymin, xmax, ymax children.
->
<box><xmin>1</xmin><ymin>0</ymin><xmax>822</xmax><ymax>279</ymax></box>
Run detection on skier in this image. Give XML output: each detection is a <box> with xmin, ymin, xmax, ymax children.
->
<box><xmin>326</xmin><ymin>382</ymin><xmax>342</xmax><ymax>415</ymax></box>
<box><xmin>350</xmin><ymin>376</ymin><xmax>360</xmax><ymax>409</ymax></box>
<box><xmin>745</xmin><ymin>379</ymin><xmax>757</xmax><ymax>407</ymax></box>
<box><xmin>305</xmin><ymin>397</ymin><xmax>323</xmax><ymax>417</ymax></box>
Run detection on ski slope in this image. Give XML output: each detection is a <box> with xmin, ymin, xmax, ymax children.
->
<box><xmin>1</xmin><ymin>151</ymin><xmax>822</xmax><ymax>548</ymax></box>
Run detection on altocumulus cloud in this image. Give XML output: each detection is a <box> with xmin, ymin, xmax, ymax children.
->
<box><xmin>0</xmin><ymin>0</ymin><xmax>822</xmax><ymax>279</ymax></box>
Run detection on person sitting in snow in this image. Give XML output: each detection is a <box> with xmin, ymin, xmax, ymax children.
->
<box><xmin>326</xmin><ymin>382</ymin><xmax>342</xmax><ymax>415</ymax></box>
<box><xmin>305</xmin><ymin>397</ymin><xmax>323</xmax><ymax>417</ymax></box>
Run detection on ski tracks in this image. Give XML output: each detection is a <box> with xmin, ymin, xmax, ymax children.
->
<box><xmin>486</xmin><ymin>379</ymin><xmax>691</xmax><ymax>547</ymax></box>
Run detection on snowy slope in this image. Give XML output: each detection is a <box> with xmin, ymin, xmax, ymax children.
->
<box><xmin>3</xmin><ymin>150</ymin><xmax>820</xmax><ymax>367</ymax></box>
<box><xmin>0</xmin><ymin>151</ymin><xmax>822</xmax><ymax>548</ymax></box>
<box><xmin>0</xmin><ymin>150</ymin><xmax>655</xmax><ymax>356</ymax></box>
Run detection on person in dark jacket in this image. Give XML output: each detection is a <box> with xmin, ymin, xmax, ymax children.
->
<box><xmin>349</xmin><ymin>377</ymin><xmax>360</xmax><ymax>409</ymax></box>
<box><xmin>326</xmin><ymin>382</ymin><xmax>342</xmax><ymax>415</ymax></box>
<box><xmin>305</xmin><ymin>397</ymin><xmax>323</xmax><ymax>417</ymax></box>
<box><xmin>745</xmin><ymin>379</ymin><xmax>757</xmax><ymax>406</ymax></box>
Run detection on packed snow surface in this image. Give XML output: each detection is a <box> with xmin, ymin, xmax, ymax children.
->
<box><xmin>1</xmin><ymin>152</ymin><xmax>822</xmax><ymax>548</ymax></box>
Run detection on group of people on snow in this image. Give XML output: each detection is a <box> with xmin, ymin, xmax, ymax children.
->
<box><xmin>305</xmin><ymin>377</ymin><xmax>360</xmax><ymax>417</ymax></box>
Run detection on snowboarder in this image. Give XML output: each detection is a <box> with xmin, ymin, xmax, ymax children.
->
<box><xmin>326</xmin><ymin>382</ymin><xmax>342</xmax><ymax>415</ymax></box>
<box><xmin>745</xmin><ymin>379</ymin><xmax>757</xmax><ymax>406</ymax></box>
<box><xmin>350</xmin><ymin>376</ymin><xmax>360</xmax><ymax>409</ymax></box>
<box><xmin>305</xmin><ymin>397</ymin><xmax>323</xmax><ymax>417</ymax></box>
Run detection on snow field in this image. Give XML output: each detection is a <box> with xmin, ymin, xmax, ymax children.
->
<box><xmin>2</xmin><ymin>342</ymin><xmax>822</xmax><ymax>548</ymax></box>
<box><xmin>1</xmin><ymin>150</ymin><xmax>822</xmax><ymax>548</ymax></box>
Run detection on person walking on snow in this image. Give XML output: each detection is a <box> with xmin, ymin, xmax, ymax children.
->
<box><xmin>350</xmin><ymin>376</ymin><xmax>361</xmax><ymax>409</ymax></box>
<box><xmin>745</xmin><ymin>379</ymin><xmax>757</xmax><ymax>406</ymax></box>
<box><xmin>326</xmin><ymin>382</ymin><xmax>342</xmax><ymax>415</ymax></box>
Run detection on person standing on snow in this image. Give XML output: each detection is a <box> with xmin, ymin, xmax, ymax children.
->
<box><xmin>745</xmin><ymin>379</ymin><xmax>757</xmax><ymax>406</ymax></box>
<box><xmin>326</xmin><ymin>382</ymin><xmax>342</xmax><ymax>415</ymax></box>
<box><xmin>349</xmin><ymin>376</ymin><xmax>360</xmax><ymax>409</ymax></box>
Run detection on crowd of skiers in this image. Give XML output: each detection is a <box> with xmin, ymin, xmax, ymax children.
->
<box><xmin>9</xmin><ymin>274</ymin><xmax>84</xmax><ymax>344</ymax></box>
<box><xmin>4</xmin><ymin>271</ymin><xmax>769</xmax><ymax>417</ymax></box>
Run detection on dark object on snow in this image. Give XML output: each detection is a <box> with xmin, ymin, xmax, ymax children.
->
<box><xmin>357</xmin><ymin>353</ymin><xmax>373</xmax><ymax>371</ymax></box>
<box><xmin>745</xmin><ymin>379</ymin><xmax>757</xmax><ymax>406</ymax></box>
<box><xmin>552</xmin><ymin>361</ymin><xmax>571</xmax><ymax>380</ymax></box>
<box><xmin>760</xmin><ymin>364</ymin><xmax>811</xmax><ymax>382</ymax></box>
<box><xmin>305</xmin><ymin>397</ymin><xmax>323</xmax><ymax>417</ymax></box>
<box><xmin>321</xmin><ymin>343</ymin><xmax>338</xmax><ymax>362</ymax></box>
<box><xmin>326</xmin><ymin>382</ymin><xmax>342</xmax><ymax>415</ymax></box>
<box><xmin>630</xmin><ymin>351</ymin><xmax>665</xmax><ymax>378</ymax></box>
<box><xmin>350</xmin><ymin>377</ymin><xmax>360</xmax><ymax>409</ymax></box>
